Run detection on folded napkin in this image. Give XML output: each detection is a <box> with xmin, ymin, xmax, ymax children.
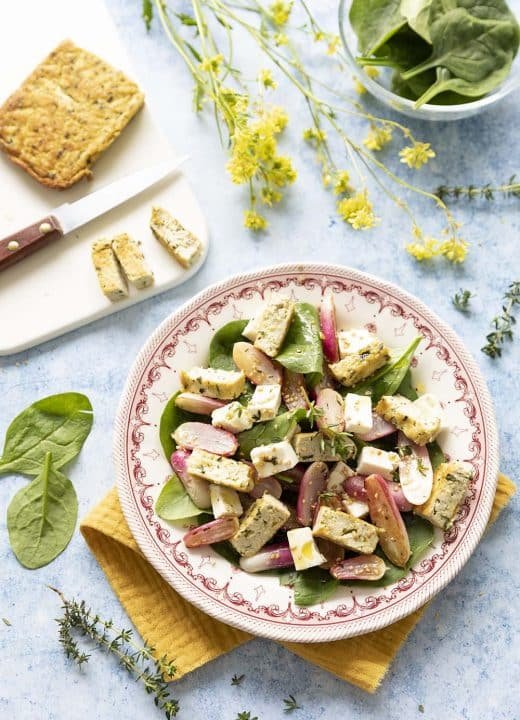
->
<box><xmin>80</xmin><ymin>474</ymin><xmax>515</xmax><ymax>693</ymax></box>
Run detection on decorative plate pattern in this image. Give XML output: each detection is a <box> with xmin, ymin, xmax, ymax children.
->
<box><xmin>114</xmin><ymin>264</ymin><xmax>499</xmax><ymax>643</ymax></box>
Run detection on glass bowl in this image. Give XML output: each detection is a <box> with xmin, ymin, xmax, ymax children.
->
<box><xmin>338</xmin><ymin>0</ymin><xmax>520</xmax><ymax>121</ymax></box>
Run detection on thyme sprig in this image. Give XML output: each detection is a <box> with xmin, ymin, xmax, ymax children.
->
<box><xmin>236</xmin><ymin>713</ymin><xmax>258</xmax><ymax>720</ymax></box>
<box><xmin>436</xmin><ymin>175</ymin><xmax>520</xmax><ymax>202</ymax></box>
<box><xmin>482</xmin><ymin>281</ymin><xmax>520</xmax><ymax>358</ymax></box>
<box><xmin>283</xmin><ymin>694</ymin><xmax>301</xmax><ymax>712</ymax></box>
<box><xmin>452</xmin><ymin>289</ymin><xmax>473</xmax><ymax>313</ymax></box>
<box><xmin>51</xmin><ymin>588</ymin><xmax>179</xmax><ymax>719</ymax></box>
<box><xmin>231</xmin><ymin>673</ymin><xmax>246</xmax><ymax>686</ymax></box>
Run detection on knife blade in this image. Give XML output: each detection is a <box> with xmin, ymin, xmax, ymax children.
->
<box><xmin>0</xmin><ymin>155</ymin><xmax>188</xmax><ymax>272</ymax></box>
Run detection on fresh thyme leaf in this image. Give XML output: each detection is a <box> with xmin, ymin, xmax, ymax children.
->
<box><xmin>436</xmin><ymin>177</ymin><xmax>520</xmax><ymax>202</ymax></box>
<box><xmin>231</xmin><ymin>673</ymin><xmax>245</xmax><ymax>686</ymax></box>
<box><xmin>482</xmin><ymin>281</ymin><xmax>520</xmax><ymax>358</ymax></box>
<box><xmin>175</xmin><ymin>12</ymin><xmax>197</xmax><ymax>26</ymax></box>
<box><xmin>236</xmin><ymin>713</ymin><xmax>258</xmax><ymax>720</ymax></box>
<box><xmin>283</xmin><ymin>694</ymin><xmax>301</xmax><ymax>712</ymax></box>
<box><xmin>452</xmin><ymin>289</ymin><xmax>473</xmax><ymax>312</ymax></box>
<box><xmin>2</xmin><ymin>618</ymin><xmax>11</xmax><ymax>626</ymax></box>
<box><xmin>142</xmin><ymin>0</ymin><xmax>153</xmax><ymax>31</ymax></box>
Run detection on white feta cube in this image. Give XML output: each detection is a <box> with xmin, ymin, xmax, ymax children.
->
<box><xmin>337</xmin><ymin>328</ymin><xmax>374</xmax><ymax>358</ymax></box>
<box><xmin>250</xmin><ymin>440</ymin><xmax>298</xmax><ymax>479</ymax></box>
<box><xmin>287</xmin><ymin>527</ymin><xmax>326</xmax><ymax>571</ymax></box>
<box><xmin>210</xmin><ymin>485</ymin><xmax>243</xmax><ymax>518</ymax></box>
<box><xmin>341</xmin><ymin>495</ymin><xmax>370</xmax><ymax>518</ymax></box>
<box><xmin>356</xmin><ymin>446</ymin><xmax>399</xmax><ymax>481</ymax></box>
<box><xmin>248</xmin><ymin>384</ymin><xmax>281</xmax><ymax>422</ymax></box>
<box><xmin>211</xmin><ymin>402</ymin><xmax>253</xmax><ymax>433</ymax></box>
<box><xmin>327</xmin><ymin>461</ymin><xmax>354</xmax><ymax>492</ymax></box>
<box><xmin>344</xmin><ymin>393</ymin><xmax>373</xmax><ymax>434</ymax></box>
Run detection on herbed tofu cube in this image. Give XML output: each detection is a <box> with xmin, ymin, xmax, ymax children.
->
<box><xmin>356</xmin><ymin>446</ymin><xmax>399</xmax><ymax>481</ymax></box>
<box><xmin>292</xmin><ymin>432</ymin><xmax>356</xmax><ymax>463</ymax></box>
<box><xmin>210</xmin><ymin>484</ymin><xmax>243</xmax><ymax>518</ymax></box>
<box><xmin>242</xmin><ymin>309</ymin><xmax>264</xmax><ymax>342</ymax></box>
<box><xmin>91</xmin><ymin>239</ymin><xmax>128</xmax><ymax>301</ymax></box>
<box><xmin>312</xmin><ymin>505</ymin><xmax>378</xmax><ymax>554</ymax></box>
<box><xmin>186</xmin><ymin>449</ymin><xmax>255</xmax><ymax>492</ymax></box>
<box><xmin>111</xmin><ymin>233</ymin><xmax>154</xmax><ymax>289</ymax></box>
<box><xmin>414</xmin><ymin>461</ymin><xmax>472</xmax><ymax>530</ymax></box>
<box><xmin>230</xmin><ymin>494</ymin><xmax>291</xmax><ymax>557</ymax></box>
<box><xmin>344</xmin><ymin>393</ymin><xmax>373</xmax><ymax>434</ymax></box>
<box><xmin>248</xmin><ymin>384</ymin><xmax>282</xmax><ymax>422</ymax></box>
<box><xmin>250</xmin><ymin>440</ymin><xmax>298</xmax><ymax>479</ymax></box>
<box><xmin>253</xmin><ymin>296</ymin><xmax>295</xmax><ymax>357</ymax></box>
<box><xmin>211</xmin><ymin>402</ymin><xmax>254</xmax><ymax>433</ymax></box>
<box><xmin>375</xmin><ymin>393</ymin><xmax>442</xmax><ymax>446</ymax></box>
<box><xmin>180</xmin><ymin>367</ymin><xmax>245</xmax><ymax>400</ymax></box>
<box><xmin>150</xmin><ymin>206</ymin><xmax>202</xmax><ymax>269</ymax></box>
<box><xmin>287</xmin><ymin>527</ymin><xmax>326</xmax><ymax>571</ymax></box>
<box><xmin>327</xmin><ymin>461</ymin><xmax>355</xmax><ymax>492</ymax></box>
<box><xmin>329</xmin><ymin>333</ymin><xmax>390</xmax><ymax>387</ymax></box>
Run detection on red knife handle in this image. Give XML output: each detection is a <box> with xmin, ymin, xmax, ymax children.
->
<box><xmin>0</xmin><ymin>215</ymin><xmax>64</xmax><ymax>272</ymax></box>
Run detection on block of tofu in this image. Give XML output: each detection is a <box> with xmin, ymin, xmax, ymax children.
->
<box><xmin>210</xmin><ymin>485</ymin><xmax>243</xmax><ymax>518</ymax></box>
<box><xmin>341</xmin><ymin>495</ymin><xmax>370</xmax><ymax>518</ymax></box>
<box><xmin>292</xmin><ymin>432</ymin><xmax>356</xmax><ymax>463</ymax></box>
<box><xmin>242</xmin><ymin>308</ymin><xmax>264</xmax><ymax>342</ymax></box>
<box><xmin>230</xmin><ymin>494</ymin><xmax>291</xmax><ymax>557</ymax></box>
<box><xmin>312</xmin><ymin>505</ymin><xmax>378</xmax><ymax>554</ymax></box>
<box><xmin>327</xmin><ymin>461</ymin><xmax>355</xmax><ymax>492</ymax></box>
<box><xmin>356</xmin><ymin>446</ymin><xmax>399</xmax><ymax>481</ymax></box>
<box><xmin>211</xmin><ymin>402</ymin><xmax>254</xmax><ymax>433</ymax></box>
<box><xmin>248</xmin><ymin>384</ymin><xmax>282</xmax><ymax>422</ymax></box>
<box><xmin>375</xmin><ymin>393</ymin><xmax>442</xmax><ymax>446</ymax></box>
<box><xmin>250</xmin><ymin>440</ymin><xmax>298</xmax><ymax>479</ymax></box>
<box><xmin>180</xmin><ymin>367</ymin><xmax>246</xmax><ymax>400</ymax></box>
<box><xmin>287</xmin><ymin>527</ymin><xmax>326</xmax><ymax>571</ymax></box>
<box><xmin>344</xmin><ymin>393</ymin><xmax>373</xmax><ymax>434</ymax></box>
<box><xmin>150</xmin><ymin>206</ymin><xmax>202</xmax><ymax>268</ymax></box>
<box><xmin>253</xmin><ymin>296</ymin><xmax>295</xmax><ymax>357</ymax></box>
<box><xmin>111</xmin><ymin>233</ymin><xmax>154</xmax><ymax>289</ymax></box>
<box><xmin>329</xmin><ymin>332</ymin><xmax>389</xmax><ymax>387</ymax></box>
<box><xmin>186</xmin><ymin>449</ymin><xmax>255</xmax><ymax>492</ymax></box>
<box><xmin>414</xmin><ymin>461</ymin><xmax>472</xmax><ymax>530</ymax></box>
<box><xmin>91</xmin><ymin>240</ymin><xmax>128</xmax><ymax>302</ymax></box>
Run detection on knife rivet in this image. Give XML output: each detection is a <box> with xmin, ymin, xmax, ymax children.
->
<box><xmin>39</xmin><ymin>222</ymin><xmax>52</xmax><ymax>234</ymax></box>
<box><xmin>7</xmin><ymin>240</ymin><xmax>19</xmax><ymax>251</ymax></box>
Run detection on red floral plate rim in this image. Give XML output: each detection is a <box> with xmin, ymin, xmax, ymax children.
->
<box><xmin>114</xmin><ymin>263</ymin><xmax>499</xmax><ymax>643</ymax></box>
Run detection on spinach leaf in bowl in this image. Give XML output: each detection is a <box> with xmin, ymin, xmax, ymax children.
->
<box><xmin>350</xmin><ymin>0</ymin><xmax>407</xmax><ymax>56</ymax></box>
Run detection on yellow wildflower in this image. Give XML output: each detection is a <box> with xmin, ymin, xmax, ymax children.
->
<box><xmin>258</xmin><ymin>69</ymin><xmax>277</xmax><ymax>89</ymax></box>
<box><xmin>326</xmin><ymin>35</ymin><xmax>340</xmax><ymax>55</ymax></box>
<box><xmin>322</xmin><ymin>172</ymin><xmax>332</xmax><ymax>188</ymax></box>
<box><xmin>266</xmin><ymin>155</ymin><xmax>297</xmax><ymax>187</ymax></box>
<box><xmin>244</xmin><ymin>210</ymin><xmax>268</xmax><ymax>231</ymax></box>
<box><xmin>274</xmin><ymin>32</ymin><xmax>289</xmax><ymax>46</ymax></box>
<box><xmin>399</xmin><ymin>141</ymin><xmax>436</xmax><ymax>169</ymax></box>
<box><xmin>269</xmin><ymin>1</ymin><xmax>293</xmax><ymax>26</ymax></box>
<box><xmin>313</xmin><ymin>31</ymin><xmax>324</xmax><ymax>42</ymax></box>
<box><xmin>337</xmin><ymin>191</ymin><xmax>378</xmax><ymax>230</ymax></box>
<box><xmin>364</xmin><ymin>66</ymin><xmax>380</xmax><ymax>79</ymax></box>
<box><xmin>264</xmin><ymin>106</ymin><xmax>288</xmax><ymax>133</ymax></box>
<box><xmin>439</xmin><ymin>237</ymin><xmax>469</xmax><ymax>263</ymax></box>
<box><xmin>227</xmin><ymin>128</ymin><xmax>258</xmax><ymax>184</ymax></box>
<box><xmin>333</xmin><ymin>170</ymin><xmax>351</xmax><ymax>195</ymax></box>
<box><xmin>363</xmin><ymin>124</ymin><xmax>393</xmax><ymax>151</ymax></box>
<box><xmin>199</xmin><ymin>54</ymin><xmax>224</xmax><ymax>74</ymax></box>
<box><xmin>303</xmin><ymin>127</ymin><xmax>327</xmax><ymax>146</ymax></box>
<box><xmin>261</xmin><ymin>187</ymin><xmax>282</xmax><ymax>206</ymax></box>
<box><xmin>406</xmin><ymin>237</ymin><xmax>440</xmax><ymax>261</ymax></box>
<box><xmin>353</xmin><ymin>77</ymin><xmax>367</xmax><ymax>95</ymax></box>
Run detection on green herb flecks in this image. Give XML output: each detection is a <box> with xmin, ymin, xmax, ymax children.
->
<box><xmin>436</xmin><ymin>176</ymin><xmax>520</xmax><ymax>202</ymax></box>
<box><xmin>231</xmin><ymin>673</ymin><xmax>246</xmax><ymax>686</ymax></box>
<box><xmin>452</xmin><ymin>289</ymin><xmax>474</xmax><ymax>313</ymax></box>
<box><xmin>283</xmin><ymin>694</ymin><xmax>301</xmax><ymax>713</ymax></box>
<box><xmin>482</xmin><ymin>281</ymin><xmax>520</xmax><ymax>358</ymax></box>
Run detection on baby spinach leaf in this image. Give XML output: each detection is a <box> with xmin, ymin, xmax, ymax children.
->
<box><xmin>209</xmin><ymin>320</ymin><xmax>249</xmax><ymax>371</ymax></box>
<box><xmin>396</xmin><ymin>368</ymin><xmax>419</xmax><ymax>400</ymax></box>
<box><xmin>360</xmin><ymin>26</ymin><xmax>432</xmax><ymax>71</ymax></box>
<box><xmin>159</xmin><ymin>392</ymin><xmax>209</xmax><ymax>460</ymax></box>
<box><xmin>427</xmin><ymin>440</ymin><xmax>446</xmax><ymax>471</ymax></box>
<box><xmin>276</xmin><ymin>303</ymin><xmax>323</xmax><ymax>381</ymax></box>
<box><xmin>212</xmin><ymin>541</ymin><xmax>241</xmax><ymax>566</ymax></box>
<box><xmin>0</xmin><ymin>393</ymin><xmax>93</xmax><ymax>477</ymax></box>
<box><xmin>350</xmin><ymin>0</ymin><xmax>407</xmax><ymax>56</ymax></box>
<box><xmin>6</xmin><ymin>452</ymin><xmax>77</xmax><ymax>569</ymax></box>
<box><xmin>155</xmin><ymin>474</ymin><xmax>207</xmax><ymax>521</ymax></box>
<box><xmin>237</xmin><ymin>409</ymin><xmax>307</xmax><ymax>459</ymax></box>
<box><xmin>288</xmin><ymin>567</ymin><xmax>339</xmax><ymax>607</ymax></box>
<box><xmin>400</xmin><ymin>0</ymin><xmax>433</xmax><ymax>41</ymax></box>
<box><xmin>414</xmin><ymin>64</ymin><xmax>512</xmax><ymax>106</ymax></box>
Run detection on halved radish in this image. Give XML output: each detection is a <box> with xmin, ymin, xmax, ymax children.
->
<box><xmin>296</xmin><ymin>461</ymin><xmax>328</xmax><ymax>526</ymax></box>
<box><xmin>365</xmin><ymin>473</ymin><xmax>411</xmax><ymax>568</ymax></box>
<box><xmin>316</xmin><ymin>538</ymin><xmax>345</xmax><ymax>568</ymax></box>
<box><xmin>386</xmin><ymin>480</ymin><xmax>413</xmax><ymax>512</ymax></box>
<box><xmin>173</xmin><ymin>421</ymin><xmax>238</xmax><ymax>456</ymax></box>
<box><xmin>282</xmin><ymin>369</ymin><xmax>310</xmax><ymax>411</ymax></box>
<box><xmin>170</xmin><ymin>449</ymin><xmax>211</xmax><ymax>509</ymax></box>
<box><xmin>239</xmin><ymin>542</ymin><xmax>294</xmax><ymax>572</ymax></box>
<box><xmin>343</xmin><ymin>474</ymin><xmax>368</xmax><ymax>501</ymax></box>
<box><xmin>183</xmin><ymin>516</ymin><xmax>239</xmax><ymax>547</ymax></box>
<box><xmin>175</xmin><ymin>393</ymin><xmax>226</xmax><ymax>415</ymax></box>
<box><xmin>232</xmin><ymin>342</ymin><xmax>282</xmax><ymax>385</ymax></box>
<box><xmin>357</xmin><ymin>414</ymin><xmax>396</xmax><ymax>442</ymax></box>
<box><xmin>315</xmin><ymin>388</ymin><xmax>345</xmax><ymax>432</ymax></box>
<box><xmin>397</xmin><ymin>432</ymin><xmax>434</xmax><ymax>505</ymax></box>
<box><xmin>320</xmin><ymin>290</ymin><xmax>340</xmax><ymax>363</ymax></box>
<box><xmin>330</xmin><ymin>554</ymin><xmax>386</xmax><ymax>581</ymax></box>
<box><xmin>250</xmin><ymin>476</ymin><xmax>283</xmax><ymax>499</ymax></box>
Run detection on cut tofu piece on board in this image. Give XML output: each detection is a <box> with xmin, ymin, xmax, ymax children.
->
<box><xmin>312</xmin><ymin>505</ymin><xmax>378</xmax><ymax>554</ymax></box>
<box><xmin>150</xmin><ymin>206</ymin><xmax>203</xmax><ymax>268</ymax></box>
<box><xmin>186</xmin><ymin>449</ymin><xmax>255</xmax><ymax>492</ymax></box>
<box><xmin>91</xmin><ymin>239</ymin><xmax>128</xmax><ymax>301</ymax></box>
<box><xmin>329</xmin><ymin>334</ymin><xmax>389</xmax><ymax>387</ymax></box>
<box><xmin>414</xmin><ymin>461</ymin><xmax>472</xmax><ymax>530</ymax></box>
<box><xmin>180</xmin><ymin>367</ymin><xmax>246</xmax><ymax>400</ymax></box>
<box><xmin>375</xmin><ymin>394</ymin><xmax>442</xmax><ymax>446</ymax></box>
<box><xmin>230</xmin><ymin>494</ymin><xmax>291</xmax><ymax>557</ymax></box>
<box><xmin>112</xmin><ymin>233</ymin><xmax>154</xmax><ymax>289</ymax></box>
<box><xmin>254</xmin><ymin>296</ymin><xmax>295</xmax><ymax>357</ymax></box>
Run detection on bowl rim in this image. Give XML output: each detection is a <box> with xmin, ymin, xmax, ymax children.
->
<box><xmin>114</xmin><ymin>262</ymin><xmax>499</xmax><ymax>643</ymax></box>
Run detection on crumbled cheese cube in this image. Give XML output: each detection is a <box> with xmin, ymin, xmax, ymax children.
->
<box><xmin>230</xmin><ymin>494</ymin><xmax>291</xmax><ymax>557</ymax></box>
<box><xmin>312</xmin><ymin>505</ymin><xmax>378</xmax><ymax>554</ymax></box>
<box><xmin>292</xmin><ymin>432</ymin><xmax>356</xmax><ymax>463</ymax></box>
<box><xmin>248</xmin><ymin>384</ymin><xmax>281</xmax><ymax>422</ymax></box>
<box><xmin>210</xmin><ymin>485</ymin><xmax>243</xmax><ymax>518</ymax></box>
<box><xmin>250</xmin><ymin>440</ymin><xmax>298</xmax><ymax>479</ymax></box>
<box><xmin>211</xmin><ymin>402</ymin><xmax>253</xmax><ymax>433</ymax></box>
<box><xmin>327</xmin><ymin>461</ymin><xmax>355</xmax><ymax>492</ymax></box>
<box><xmin>253</xmin><ymin>296</ymin><xmax>295</xmax><ymax>357</ymax></box>
<box><xmin>287</xmin><ymin>527</ymin><xmax>326</xmax><ymax>571</ymax></box>
<box><xmin>414</xmin><ymin>461</ymin><xmax>472</xmax><ymax>530</ymax></box>
<box><xmin>180</xmin><ymin>367</ymin><xmax>245</xmax><ymax>400</ymax></box>
<box><xmin>356</xmin><ymin>446</ymin><xmax>399</xmax><ymax>481</ymax></box>
<box><xmin>344</xmin><ymin>393</ymin><xmax>373</xmax><ymax>434</ymax></box>
<box><xmin>186</xmin><ymin>449</ymin><xmax>255</xmax><ymax>492</ymax></box>
<box><xmin>375</xmin><ymin>393</ymin><xmax>442</xmax><ymax>445</ymax></box>
<box><xmin>341</xmin><ymin>495</ymin><xmax>370</xmax><ymax>518</ymax></box>
<box><xmin>111</xmin><ymin>233</ymin><xmax>154</xmax><ymax>289</ymax></box>
<box><xmin>329</xmin><ymin>332</ymin><xmax>389</xmax><ymax>387</ymax></box>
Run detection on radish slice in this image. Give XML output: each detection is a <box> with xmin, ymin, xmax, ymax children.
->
<box><xmin>296</xmin><ymin>461</ymin><xmax>328</xmax><ymax>526</ymax></box>
<box><xmin>343</xmin><ymin>474</ymin><xmax>368</xmax><ymax>501</ymax></box>
<box><xmin>173</xmin><ymin>422</ymin><xmax>238</xmax><ymax>456</ymax></box>
<box><xmin>330</xmin><ymin>554</ymin><xmax>386</xmax><ymax>581</ymax></box>
<box><xmin>320</xmin><ymin>290</ymin><xmax>340</xmax><ymax>363</ymax></box>
<box><xmin>282</xmin><ymin>369</ymin><xmax>310</xmax><ymax>411</ymax></box>
<box><xmin>239</xmin><ymin>542</ymin><xmax>294</xmax><ymax>572</ymax></box>
<box><xmin>315</xmin><ymin>388</ymin><xmax>345</xmax><ymax>432</ymax></box>
<box><xmin>357</xmin><ymin>414</ymin><xmax>396</xmax><ymax>442</ymax></box>
<box><xmin>171</xmin><ymin>449</ymin><xmax>211</xmax><ymax>509</ymax></box>
<box><xmin>250</xmin><ymin>476</ymin><xmax>283</xmax><ymax>499</ymax></box>
<box><xmin>385</xmin><ymin>480</ymin><xmax>413</xmax><ymax>512</ymax></box>
<box><xmin>183</xmin><ymin>516</ymin><xmax>239</xmax><ymax>548</ymax></box>
<box><xmin>276</xmin><ymin>464</ymin><xmax>305</xmax><ymax>488</ymax></box>
<box><xmin>316</xmin><ymin>538</ymin><xmax>345</xmax><ymax>568</ymax></box>
<box><xmin>365</xmin><ymin>474</ymin><xmax>411</xmax><ymax>568</ymax></box>
<box><xmin>282</xmin><ymin>506</ymin><xmax>301</xmax><ymax>530</ymax></box>
<box><xmin>175</xmin><ymin>393</ymin><xmax>226</xmax><ymax>415</ymax></box>
<box><xmin>232</xmin><ymin>342</ymin><xmax>282</xmax><ymax>385</ymax></box>
<box><xmin>397</xmin><ymin>431</ymin><xmax>434</xmax><ymax>505</ymax></box>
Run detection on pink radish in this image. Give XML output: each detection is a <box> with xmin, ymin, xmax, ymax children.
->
<box><xmin>320</xmin><ymin>290</ymin><xmax>340</xmax><ymax>363</ymax></box>
<box><xmin>316</xmin><ymin>538</ymin><xmax>345</xmax><ymax>568</ymax></box>
<box><xmin>250</xmin><ymin>476</ymin><xmax>283</xmax><ymax>499</ymax></box>
<box><xmin>343</xmin><ymin>474</ymin><xmax>368</xmax><ymax>501</ymax></box>
<box><xmin>281</xmin><ymin>506</ymin><xmax>301</xmax><ymax>530</ymax></box>
<box><xmin>175</xmin><ymin>393</ymin><xmax>226</xmax><ymax>415</ymax></box>
<box><xmin>296</xmin><ymin>461</ymin><xmax>328</xmax><ymax>526</ymax></box>
<box><xmin>357</xmin><ymin>414</ymin><xmax>396</xmax><ymax>442</ymax></box>
<box><xmin>183</xmin><ymin>516</ymin><xmax>239</xmax><ymax>548</ymax></box>
<box><xmin>239</xmin><ymin>542</ymin><xmax>294</xmax><ymax>572</ymax></box>
<box><xmin>276</xmin><ymin>464</ymin><xmax>305</xmax><ymax>488</ymax></box>
<box><xmin>281</xmin><ymin>369</ymin><xmax>310</xmax><ymax>411</ymax></box>
<box><xmin>170</xmin><ymin>449</ymin><xmax>211</xmax><ymax>509</ymax></box>
<box><xmin>232</xmin><ymin>342</ymin><xmax>282</xmax><ymax>385</ymax></box>
<box><xmin>316</xmin><ymin>388</ymin><xmax>345</xmax><ymax>432</ymax></box>
<box><xmin>330</xmin><ymin>554</ymin><xmax>386</xmax><ymax>580</ymax></box>
<box><xmin>386</xmin><ymin>480</ymin><xmax>413</xmax><ymax>512</ymax></box>
<box><xmin>365</xmin><ymin>474</ymin><xmax>411</xmax><ymax>567</ymax></box>
<box><xmin>173</xmin><ymin>421</ymin><xmax>238</xmax><ymax>456</ymax></box>
<box><xmin>397</xmin><ymin>432</ymin><xmax>433</xmax><ymax>505</ymax></box>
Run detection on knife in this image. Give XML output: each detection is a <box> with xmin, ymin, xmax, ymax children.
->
<box><xmin>0</xmin><ymin>155</ymin><xmax>188</xmax><ymax>272</ymax></box>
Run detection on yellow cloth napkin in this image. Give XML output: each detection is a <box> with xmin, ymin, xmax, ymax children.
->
<box><xmin>80</xmin><ymin>474</ymin><xmax>515</xmax><ymax>693</ymax></box>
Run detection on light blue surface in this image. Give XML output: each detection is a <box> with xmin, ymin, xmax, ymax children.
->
<box><xmin>1</xmin><ymin>2</ymin><xmax>519</xmax><ymax>719</ymax></box>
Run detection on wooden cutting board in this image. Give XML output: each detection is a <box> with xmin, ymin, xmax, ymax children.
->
<box><xmin>0</xmin><ymin>0</ymin><xmax>208</xmax><ymax>356</ymax></box>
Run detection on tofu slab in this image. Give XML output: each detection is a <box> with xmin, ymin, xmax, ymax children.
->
<box><xmin>150</xmin><ymin>206</ymin><xmax>202</xmax><ymax>268</ymax></box>
<box><xmin>329</xmin><ymin>336</ymin><xmax>389</xmax><ymax>387</ymax></box>
<box><xmin>180</xmin><ymin>367</ymin><xmax>246</xmax><ymax>400</ymax></box>
<box><xmin>375</xmin><ymin>394</ymin><xmax>441</xmax><ymax>446</ymax></box>
<box><xmin>414</xmin><ymin>461</ymin><xmax>472</xmax><ymax>530</ymax></box>
<box><xmin>292</xmin><ymin>432</ymin><xmax>356</xmax><ymax>462</ymax></box>
<box><xmin>253</xmin><ymin>296</ymin><xmax>294</xmax><ymax>357</ymax></box>
<box><xmin>91</xmin><ymin>240</ymin><xmax>128</xmax><ymax>302</ymax></box>
<box><xmin>312</xmin><ymin>505</ymin><xmax>378</xmax><ymax>554</ymax></box>
<box><xmin>112</xmin><ymin>233</ymin><xmax>154</xmax><ymax>289</ymax></box>
<box><xmin>186</xmin><ymin>449</ymin><xmax>255</xmax><ymax>492</ymax></box>
<box><xmin>230</xmin><ymin>494</ymin><xmax>290</xmax><ymax>557</ymax></box>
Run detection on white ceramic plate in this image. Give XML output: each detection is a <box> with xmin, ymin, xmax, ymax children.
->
<box><xmin>114</xmin><ymin>264</ymin><xmax>499</xmax><ymax>643</ymax></box>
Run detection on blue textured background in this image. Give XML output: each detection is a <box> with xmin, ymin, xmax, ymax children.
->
<box><xmin>1</xmin><ymin>2</ymin><xmax>519</xmax><ymax>718</ymax></box>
